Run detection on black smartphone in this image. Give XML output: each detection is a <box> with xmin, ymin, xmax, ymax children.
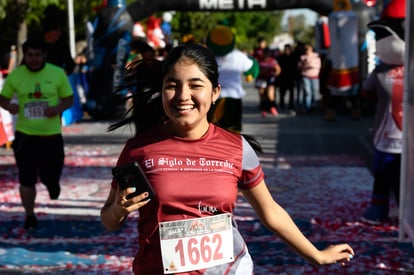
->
<box><xmin>112</xmin><ymin>161</ymin><xmax>155</xmax><ymax>200</ymax></box>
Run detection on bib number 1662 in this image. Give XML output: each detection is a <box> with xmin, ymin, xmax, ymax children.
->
<box><xmin>159</xmin><ymin>214</ymin><xmax>234</xmax><ymax>274</ymax></box>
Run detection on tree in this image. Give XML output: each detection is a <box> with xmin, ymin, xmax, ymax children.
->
<box><xmin>286</xmin><ymin>14</ymin><xmax>316</xmax><ymax>46</ymax></box>
<box><xmin>0</xmin><ymin>0</ymin><xmax>63</xmax><ymax>66</ymax></box>
<box><xmin>0</xmin><ymin>2</ymin><xmax>285</xmax><ymax>68</ymax></box>
<box><xmin>170</xmin><ymin>11</ymin><xmax>284</xmax><ymax>52</ymax></box>
<box><xmin>0</xmin><ymin>0</ymin><xmax>110</xmax><ymax>67</ymax></box>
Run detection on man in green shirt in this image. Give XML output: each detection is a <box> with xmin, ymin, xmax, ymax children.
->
<box><xmin>0</xmin><ymin>38</ymin><xmax>73</xmax><ymax>230</ymax></box>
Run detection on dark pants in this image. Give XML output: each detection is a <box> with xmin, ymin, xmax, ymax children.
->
<box><xmin>372</xmin><ymin>149</ymin><xmax>401</xmax><ymax>204</ymax></box>
<box><xmin>13</xmin><ymin>131</ymin><xmax>64</xmax><ymax>188</ymax></box>
<box><xmin>279</xmin><ymin>81</ymin><xmax>295</xmax><ymax>110</ymax></box>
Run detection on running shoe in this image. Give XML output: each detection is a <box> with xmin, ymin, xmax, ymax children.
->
<box><xmin>270</xmin><ymin>107</ymin><xmax>278</xmax><ymax>116</ymax></box>
<box><xmin>24</xmin><ymin>215</ymin><xmax>38</xmax><ymax>230</ymax></box>
<box><xmin>361</xmin><ymin>205</ymin><xmax>388</xmax><ymax>225</ymax></box>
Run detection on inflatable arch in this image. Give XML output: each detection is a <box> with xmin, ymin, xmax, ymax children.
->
<box><xmin>127</xmin><ymin>0</ymin><xmax>334</xmax><ymax>22</ymax></box>
<box><xmin>86</xmin><ymin>0</ymin><xmax>373</xmax><ymax>119</ymax></box>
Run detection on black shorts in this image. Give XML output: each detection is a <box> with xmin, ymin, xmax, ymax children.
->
<box><xmin>255</xmin><ymin>77</ymin><xmax>276</xmax><ymax>88</ymax></box>
<box><xmin>12</xmin><ymin>131</ymin><xmax>65</xmax><ymax>187</ymax></box>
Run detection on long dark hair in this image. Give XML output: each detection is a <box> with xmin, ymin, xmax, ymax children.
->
<box><xmin>108</xmin><ymin>43</ymin><xmax>262</xmax><ymax>153</ymax></box>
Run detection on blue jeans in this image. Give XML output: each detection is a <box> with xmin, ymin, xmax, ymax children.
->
<box><xmin>302</xmin><ymin>77</ymin><xmax>319</xmax><ymax>110</ymax></box>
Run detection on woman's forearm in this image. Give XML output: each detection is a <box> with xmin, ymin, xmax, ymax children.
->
<box><xmin>261</xmin><ymin>205</ymin><xmax>323</xmax><ymax>264</ymax></box>
<box><xmin>100</xmin><ymin>189</ymin><xmax>128</xmax><ymax>231</ymax></box>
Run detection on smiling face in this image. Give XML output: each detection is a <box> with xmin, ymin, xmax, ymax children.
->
<box><xmin>162</xmin><ymin>58</ymin><xmax>220</xmax><ymax>138</ymax></box>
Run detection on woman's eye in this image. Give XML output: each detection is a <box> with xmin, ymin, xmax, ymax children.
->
<box><xmin>190</xmin><ymin>84</ymin><xmax>203</xmax><ymax>89</ymax></box>
<box><xmin>165</xmin><ymin>84</ymin><xmax>176</xmax><ymax>90</ymax></box>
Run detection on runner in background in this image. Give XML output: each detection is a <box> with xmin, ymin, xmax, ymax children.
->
<box><xmin>0</xmin><ymin>38</ymin><xmax>74</xmax><ymax>230</ymax></box>
<box><xmin>255</xmin><ymin>46</ymin><xmax>281</xmax><ymax>117</ymax></box>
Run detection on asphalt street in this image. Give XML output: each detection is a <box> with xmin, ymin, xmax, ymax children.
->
<box><xmin>4</xmin><ymin>82</ymin><xmax>412</xmax><ymax>275</ymax></box>
<box><xmin>240</xmin><ymin>82</ymin><xmax>375</xmax><ymax>163</ymax></box>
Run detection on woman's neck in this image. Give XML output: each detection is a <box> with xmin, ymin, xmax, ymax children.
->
<box><xmin>165</xmin><ymin>121</ymin><xmax>211</xmax><ymax>139</ymax></box>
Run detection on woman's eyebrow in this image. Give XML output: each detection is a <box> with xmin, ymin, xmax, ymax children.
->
<box><xmin>189</xmin><ymin>77</ymin><xmax>206</xmax><ymax>82</ymax></box>
<box><xmin>164</xmin><ymin>77</ymin><xmax>206</xmax><ymax>83</ymax></box>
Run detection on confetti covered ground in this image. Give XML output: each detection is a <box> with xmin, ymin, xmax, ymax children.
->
<box><xmin>1</xmin><ymin>115</ymin><xmax>413</xmax><ymax>275</ymax></box>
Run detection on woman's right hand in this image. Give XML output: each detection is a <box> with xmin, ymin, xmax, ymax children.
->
<box><xmin>102</xmin><ymin>186</ymin><xmax>151</xmax><ymax>231</ymax></box>
<box><xmin>114</xmin><ymin>187</ymin><xmax>151</xmax><ymax>216</ymax></box>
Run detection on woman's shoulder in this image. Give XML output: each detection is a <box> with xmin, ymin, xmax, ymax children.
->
<box><xmin>210</xmin><ymin>124</ymin><xmax>244</xmax><ymax>143</ymax></box>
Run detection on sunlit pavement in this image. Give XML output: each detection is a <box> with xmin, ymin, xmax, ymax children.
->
<box><xmin>1</xmin><ymin>83</ymin><xmax>413</xmax><ymax>274</ymax></box>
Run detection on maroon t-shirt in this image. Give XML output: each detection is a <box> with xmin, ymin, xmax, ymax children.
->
<box><xmin>112</xmin><ymin>123</ymin><xmax>264</xmax><ymax>274</ymax></box>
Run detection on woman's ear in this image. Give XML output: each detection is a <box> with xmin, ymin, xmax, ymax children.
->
<box><xmin>212</xmin><ymin>84</ymin><xmax>221</xmax><ymax>102</ymax></box>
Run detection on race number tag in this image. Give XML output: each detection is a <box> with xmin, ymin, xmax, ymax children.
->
<box><xmin>24</xmin><ymin>101</ymin><xmax>48</xmax><ymax>119</ymax></box>
<box><xmin>159</xmin><ymin>214</ymin><xmax>234</xmax><ymax>274</ymax></box>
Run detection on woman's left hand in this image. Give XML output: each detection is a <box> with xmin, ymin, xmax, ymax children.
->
<box><xmin>318</xmin><ymin>244</ymin><xmax>355</xmax><ymax>266</ymax></box>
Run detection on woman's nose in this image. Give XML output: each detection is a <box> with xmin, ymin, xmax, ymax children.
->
<box><xmin>175</xmin><ymin>85</ymin><xmax>191</xmax><ymax>100</ymax></box>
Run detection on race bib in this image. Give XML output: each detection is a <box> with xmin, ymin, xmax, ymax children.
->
<box><xmin>24</xmin><ymin>101</ymin><xmax>48</xmax><ymax>119</ymax></box>
<box><xmin>159</xmin><ymin>214</ymin><xmax>234</xmax><ymax>274</ymax></box>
